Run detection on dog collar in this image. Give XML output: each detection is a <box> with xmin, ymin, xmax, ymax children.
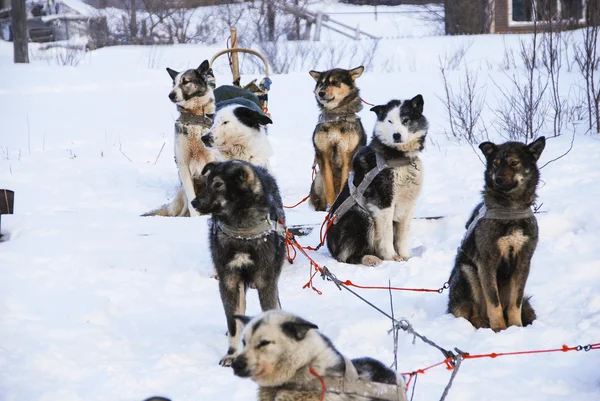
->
<box><xmin>213</xmin><ymin>217</ymin><xmax>286</xmax><ymax>240</ymax></box>
<box><xmin>463</xmin><ymin>204</ymin><xmax>535</xmax><ymax>241</ymax></box>
<box><xmin>317</xmin><ymin>113</ymin><xmax>361</xmax><ymax>125</ymax></box>
<box><xmin>177</xmin><ymin>112</ymin><xmax>214</xmax><ymax>129</ymax></box>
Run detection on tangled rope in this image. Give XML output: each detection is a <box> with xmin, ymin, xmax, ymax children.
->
<box><xmin>283</xmin><ymin>229</ymin><xmax>600</xmax><ymax>401</ymax></box>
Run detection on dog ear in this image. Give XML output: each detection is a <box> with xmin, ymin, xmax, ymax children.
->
<box><xmin>309</xmin><ymin>70</ymin><xmax>321</xmax><ymax>82</ymax></box>
<box><xmin>166</xmin><ymin>67</ymin><xmax>179</xmax><ymax>80</ymax></box>
<box><xmin>370</xmin><ymin>105</ymin><xmax>387</xmax><ymax>121</ymax></box>
<box><xmin>197</xmin><ymin>60</ymin><xmax>210</xmax><ymax>75</ymax></box>
<box><xmin>201</xmin><ymin>162</ymin><xmax>219</xmax><ymax>176</ymax></box>
<box><xmin>234</xmin><ymin>107</ymin><xmax>273</xmax><ymax>128</ymax></box>
<box><xmin>232</xmin><ymin>162</ymin><xmax>255</xmax><ymax>186</ymax></box>
<box><xmin>479</xmin><ymin>142</ymin><xmax>497</xmax><ymax>158</ymax></box>
<box><xmin>234</xmin><ymin>315</ymin><xmax>253</xmax><ymax>326</ymax></box>
<box><xmin>527</xmin><ymin>136</ymin><xmax>546</xmax><ymax>161</ymax></box>
<box><xmin>410</xmin><ymin>94</ymin><xmax>424</xmax><ymax>115</ymax></box>
<box><xmin>349</xmin><ymin>66</ymin><xmax>365</xmax><ymax>80</ymax></box>
<box><xmin>281</xmin><ymin>317</ymin><xmax>318</xmax><ymax>341</ymax></box>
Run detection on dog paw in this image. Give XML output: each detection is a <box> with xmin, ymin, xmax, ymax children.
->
<box><xmin>392</xmin><ymin>254</ymin><xmax>410</xmax><ymax>262</ymax></box>
<box><xmin>361</xmin><ymin>255</ymin><xmax>382</xmax><ymax>266</ymax></box>
<box><xmin>219</xmin><ymin>354</ymin><xmax>236</xmax><ymax>367</ymax></box>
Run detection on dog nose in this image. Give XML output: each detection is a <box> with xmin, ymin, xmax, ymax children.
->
<box><xmin>495</xmin><ymin>176</ymin><xmax>505</xmax><ymax>185</ymax></box>
<box><xmin>393</xmin><ymin>133</ymin><xmax>401</xmax><ymax>142</ymax></box>
<box><xmin>318</xmin><ymin>90</ymin><xmax>326</xmax><ymax>97</ymax></box>
<box><xmin>191</xmin><ymin>198</ymin><xmax>199</xmax><ymax>210</ymax></box>
<box><xmin>168</xmin><ymin>92</ymin><xmax>176</xmax><ymax>101</ymax></box>
<box><xmin>231</xmin><ymin>357</ymin><xmax>249</xmax><ymax>377</ymax></box>
<box><xmin>201</xmin><ymin>134</ymin><xmax>213</xmax><ymax>147</ymax></box>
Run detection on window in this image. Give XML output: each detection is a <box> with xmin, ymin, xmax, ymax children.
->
<box><xmin>511</xmin><ymin>0</ymin><xmax>584</xmax><ymax>23</ymax></box>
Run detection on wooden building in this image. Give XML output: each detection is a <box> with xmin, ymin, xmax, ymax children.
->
<box><xmin>491</xmin><ymin>0</ymin><xmax>588</xmax><ymax>33</ymax></box>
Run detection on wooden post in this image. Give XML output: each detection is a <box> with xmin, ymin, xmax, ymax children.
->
<box><xmin>0</xmin><ymin>189</ymin><xmax>15</xmax><ymax>238</ymax></box>
<box><xmin>11</xmin><ymin>0</ymin><xmax>29</xmax><ymax>63</ymax></box>
<box><xmin>230</xmin><ymin>27</ymin><xmax>240</xmax><ymax>86</ymax></box>
<box><xmin>314</xmin><ymin>11</ymin><xmax>323</xmax><ymax>41</ymax></box>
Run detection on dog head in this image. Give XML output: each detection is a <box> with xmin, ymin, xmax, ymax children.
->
<box><xmin>191</xmin><ymin>160</ymin><xmax>262</xmax><ymax>216</ymax></box>
<box><xmin>201</xmin><ymin>105</ymin><xmax>272</xmax><ymax>148</ymax></box>
<box><xmin>309</xmin><ymin>66</ymin><xmax>364</xmax><ymax>110</ymax></box>
<box><xmin>166</xmin><ymin>60</ymin><xmax>211</xmax><ymax>107</ymax></box>
<box><xmin>479</xmin><ymin>137</ymin><xmax>545</xmax><ymax>194</ymax></box>
<box><xmin>370</xmin><ymin>95</ymin><xmax>428</xmax><ymax>156</ymax></box>
<box><xmin>231</xmin><ymin>311</ymin><xmax>321</xmax><ymax>387</ymax></box>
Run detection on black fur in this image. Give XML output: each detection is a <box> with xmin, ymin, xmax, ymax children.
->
<box><xmin>192</xmin><ymin>160</ymin><xmax>286</xmax><ymax>355</ymax></box>
<box><xmin>448</xmin><ymin>137</ymin><xmax>546</xmax><ymax>331</ymax></box>
<box><xmin>233</xmin><ymin>107</ymin><xmax>273</xmax><ymax>129</ymax></box>
<box><xmin>280</xmin><ymin>318</ymin><xmax>319</xmax><ymax>341</ymax></box>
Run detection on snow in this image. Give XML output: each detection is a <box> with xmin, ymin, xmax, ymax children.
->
<box><xmin>1</xmin><ymin>4</ymin><xmax>600</xmax><ymax>401</ymax></box>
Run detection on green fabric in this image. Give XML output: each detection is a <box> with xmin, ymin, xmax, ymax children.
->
<box><xmin>214</xmin><ymin>85</ymin><xmax>261</xmax><ymax>106</ymax></box>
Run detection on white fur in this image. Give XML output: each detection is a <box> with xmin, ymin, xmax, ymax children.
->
<box><xmin>373</xmin><ymin>104</ymin><xmax>426</xmax><ymax>158</ymax></box>
<box><xmin>202</xmin><ymin>105</ymin><xmax>273</xmax><ymax>170</ymax></box>
<box><xmin>169</xmin><ymin>72</ymin><xmax>214</xmax><ymax>112</ymax></box>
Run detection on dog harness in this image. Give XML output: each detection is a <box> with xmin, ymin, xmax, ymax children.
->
<box><xmin>331</xmin><ymin>153</ymin><xmax>418</xmax><ymax>224</ymax></box>
<box><xmin>463</xmin><ymin>204</ymin><xmax>535</xmax><ymax>241</ymax></box>
<box><xmin>212</xmin><ymin>216</ymin><xmax>286</xmax><ymax>240</ymax></box>
<box><xmin>295</xmin><ymin>357</ymin><xmax>407</xmax><ymax>401</ymax></box>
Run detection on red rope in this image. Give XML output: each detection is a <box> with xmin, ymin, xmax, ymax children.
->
<box><xmin>361</xmin><ymin>97</ymin><xmax>376</xmax><ymax>107</ymax></box>
<box><xmin>284</xmin><ymin>194</ymin><xmax>310</xmax><ymax>209</ymax></box>
<box><xmin>341</xmin><ymin>280</ymin><xmax>444</xmax><ymax>293</ymax></box>
<box><xmin>401</xmin><ymin>342</ymin><xmax>600</xmax><ymax>389</ymax></box>
<box><xmin>283</xmin><ymin>165</ymin><xmax>318</xmax><ymax>209</ymax></box>
<box><xmin>309</xmin><ymin>366</ymin><xmax>326</xmax><ymax>401</ymax></box>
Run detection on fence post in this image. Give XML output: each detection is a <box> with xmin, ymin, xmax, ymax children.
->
<box><xmin>314</xmin><ymin>11</ymin><xmax>323</xmax><ymax>41</ymax></box>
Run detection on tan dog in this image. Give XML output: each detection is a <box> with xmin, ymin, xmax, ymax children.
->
<box><xmin>308</xmin><ymin>67</ymin><xmax>367</xmax><ymax>211</ymax></box>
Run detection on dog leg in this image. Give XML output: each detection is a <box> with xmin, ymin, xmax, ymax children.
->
<box><xmin>372</xmin><ymin>208</ymin><xmax>398</xmax><ymax>261</ymax></box>
<box><xmin>478</xmin><ymin>256</ymin><xmax>506</xmax><ymax>332</ymax></box>
<box><xmin>321</xmin><ymin>154</ymin><xmax>337</xmax><ymax>208</ymax></box>
<box><xmin>257</xmin><ymin>280</ymin><xmax>281</xmax><ymax>311</ymax></box>
<box><xmin>393</xmin><ymin>216</ymin><xmax>413</xmax><ymax>261</ymax></box>
<box><xmin>507</xmin><ymin>255</ymin><xmax>532</xmax><ymax>327</ymax></box>
<box><xmin>219</xmin><ymin>277</ymin><xmax>246</xmax><ymax>366</ymax></box>
<box><xmin>178</xmin><ymin>163</ymin><xmax>200</xmax><ymax>217</ymax></box>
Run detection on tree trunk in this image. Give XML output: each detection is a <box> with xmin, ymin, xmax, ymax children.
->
<box><xmin>11</xmin><ymin>0</ymin><xmax>29</xmax><ymax>63</ymax></box>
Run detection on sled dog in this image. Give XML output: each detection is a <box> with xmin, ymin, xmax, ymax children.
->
<box><xmin>308</xmin><ymin>66</ymin><xmax>367</xmax><ymax>211</ymax></box>
<box><xmin>232</xmin><ymin>310</ymin><xmax>406</xmax><ymax>401</ymax></box>
<box><xmin>447</xmin><ymin>137</ymin><xmax>546</xmax><ymax>332</ymax></box>
<box><xmin>326</xmin><ymin>96</ymin><xmax>428</xmax><ymax>266</ymax></box>
<box><xmin>143</xmin><ymin>60</ymin><xmax>220</xmax><ymax>217</ymax></box>
<box><xmin>191</xmin><ymin>160</ymin><xmax>286</xmax><ymax>367</ymax></box>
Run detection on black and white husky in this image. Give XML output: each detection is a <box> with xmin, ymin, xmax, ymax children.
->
<box><xmin>232</xmin><ymin>310</ymin><xmax>406</xmax><ymax>401</ymax></box>
<box><xmin>327</xmin><ymin>96</ymin><xmax>428</xmax><ymax>266</ymax></box>
<box><xmin>191</xmin><ymin>160</ymin><xmax>286</xmax><ymax>367</ymax></box>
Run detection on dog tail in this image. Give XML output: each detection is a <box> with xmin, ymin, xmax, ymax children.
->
<box><xmin>141</xmin><ymin>188</ymin><xmax>188</xmax><ymax>217</ymax></box>
<box><xmin>141</xmin><ymin>205</ymin><xmax>172</xmax><ymax>217</ymax></box>
<box><xmin>522</xmin><ymin>296</ymin><xmax>537</xmax><ymax>326</ymax></box>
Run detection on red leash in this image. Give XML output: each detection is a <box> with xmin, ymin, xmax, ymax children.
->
<box><xmin>309</xmin><ymin>366</ymin><xmax>326</xmax><ymax>401</ymax></box>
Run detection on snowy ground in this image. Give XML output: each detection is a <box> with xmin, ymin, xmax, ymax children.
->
<box><xmin>1</xmin><ymin>13</ymin><xmax>600</xmax><ymax>401</ymax></box>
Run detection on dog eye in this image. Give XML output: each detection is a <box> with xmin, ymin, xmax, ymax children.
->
<box><xmin>257</xmin><ymin>340</ymin><xmax>271</xmax><ymax>348</ymax></box>
<box><xmin>330</xmin><ymin>80</ymin><xmax>338</xmax><ymax>85</ymax></box>
<box><xmin>493</xmin><ymin>159</ymin><xmax>500</xmax><ymax>167</ymax></box>
<box><xmin>402</xmin><ymin>118</ymin><xmax>410</xmax><ymax>125</ymax></box>
<box><xmin>222</xmin><ymin>121</ymin><xmax>229</xmax><ymax>125</ymax></box>
<box><xmin>510</xmin><ymin>161</ymin><xmax>520</xmax><ymax>167</ymax></box>
<box><xmin>213</xmin><ymin>181</ymin><xmax>224</xmax><ymax>190</ymax></box>
<box><xmin>388</xmin><ymin>119</ymin><xmax>392</xmax><ymax>124</ymax></box>
<box><xmin>242</xmin><ymin>339</ymin><xmax>246</xmax><ymax>347</ymax></box>
<box><xmin>181</xmin><ymin>79</ymin><xmax>189</xmax><ymax>85</ymax></box>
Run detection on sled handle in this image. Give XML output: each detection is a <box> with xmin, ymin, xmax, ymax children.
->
<box><xmin>210</xmin><ymin>48</ymin><xmax>270</xmax><ymax>77</ymax></box>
